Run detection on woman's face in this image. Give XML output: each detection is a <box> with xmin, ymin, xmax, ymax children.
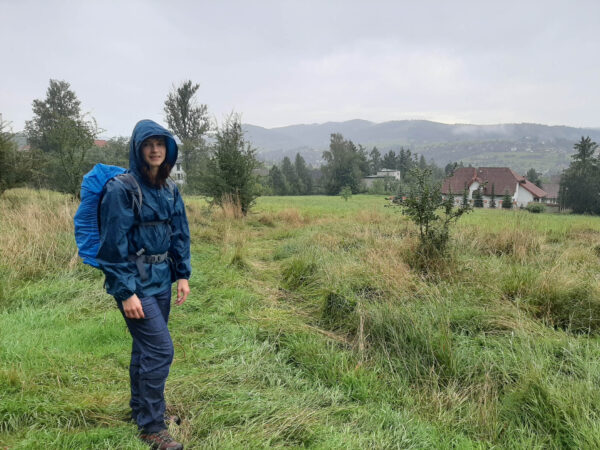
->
<box><xmin>141</xmin><ymin>136</ymin><xmax>166</xmax><ymax>170</ymax></box>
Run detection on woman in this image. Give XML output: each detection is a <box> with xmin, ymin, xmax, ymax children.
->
<box><xmin>97</xmin><ymin>119</ymin><xmax>191</xmax><ymax>449</ymax></box>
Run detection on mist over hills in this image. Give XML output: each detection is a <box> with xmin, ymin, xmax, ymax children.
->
<box><xmin>243</xmin><ymin>120</ymin><xmax>600</xmax><ymax>173</ymax></box>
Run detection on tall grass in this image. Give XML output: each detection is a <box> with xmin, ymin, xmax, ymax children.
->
<box><xmin>3</xmin><ymin>191</ymin><xmax>600</xmax><ymax>448</ymax></box>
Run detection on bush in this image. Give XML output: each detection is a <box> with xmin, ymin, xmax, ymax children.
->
<box><xmin>401</xmin><ymin>168</ymin><xmax>471</xmax><ymax>258</ymax></box>
<box><xmin>526</xmin><ymin>203</ymin><xmax>545</xmax><ymax>214</ymax></box>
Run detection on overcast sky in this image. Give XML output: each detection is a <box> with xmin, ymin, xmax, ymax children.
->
<box><xmin>2</xmin><ymin>0</ymin><xmax>599</xmax><ymax>137</ymax></box>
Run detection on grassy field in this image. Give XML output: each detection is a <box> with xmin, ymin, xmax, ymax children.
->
<box><xmin>2</xmin><ymin>189</ymin><xmax>600</xmax><ymax>448</ymax></box>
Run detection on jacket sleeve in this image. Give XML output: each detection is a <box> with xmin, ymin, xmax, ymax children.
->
<box><xmin>169</xmin><ymin>187</ymin><xmax>191</xmax><ymax>280</ymax></box>
<box><xmin>96</xmin><ymin>180</ymin><xmax>138</xmax><ymax>302</ymax></box>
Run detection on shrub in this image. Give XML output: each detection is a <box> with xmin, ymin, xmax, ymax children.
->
<box><xmin>401</xmin><ymin>168</ymin><xmax>471</xmax><ymax>258</ymax></box>
<box><xmin>526</xmin><ymin>203</ymin><xmax>545</xmax><ymax>214</ymax></box>
<box><xmin>340</xmin><ymin>186</ymin><xmax>352</xmax><ymax>201</ymax></box>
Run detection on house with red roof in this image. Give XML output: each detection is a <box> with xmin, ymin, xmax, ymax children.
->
<box><xmin>441</xmin><ymin>167</ymin><xmax>548</xmax><ymax>208</ymax></box>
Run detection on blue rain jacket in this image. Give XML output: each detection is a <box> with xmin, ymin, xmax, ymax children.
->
<box><xmin>96</xmin><ymin>120</ymin><xmax>191</xmax><ymax>302</ymax></box>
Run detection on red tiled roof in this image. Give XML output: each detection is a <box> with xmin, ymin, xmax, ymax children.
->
<box><xmin>94</xmin><ymin>139</ymin><xmax>108</xmax><ymax>148</ymax></box>
<box><xmin>442</xmin><ymin>167</ymin><xmax>547</xmax><ymax>198</ymax></box>
<box><xmin>441</xmin><ymin>167</ymin><xmax>478</xmax><ymax>194</ymax></box>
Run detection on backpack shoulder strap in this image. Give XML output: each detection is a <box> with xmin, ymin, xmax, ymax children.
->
<box><xmin>113</xmin><ymin>173</ymin><xmax>143</xmax><ymax>218</ymax></box>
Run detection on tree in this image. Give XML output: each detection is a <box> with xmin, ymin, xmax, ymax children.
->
<box><xmin>86</xmin><ymin>137</ymin><xmax>129</xmax><ymax>167</ymax></box>
<box><xmin>502</xmin><ymin>190</ymin><xmax>513</xmax><ymax>209</ymax></box>
<box><xmin>268</xmin><ymin>165</ymin><xmax>288</xmax><ymax>195</ymax></box>
<box><xmin>369</xmin><ymin>146</ymin><xmax>382</xmax><ymax>174</ymax></box>
<box><xmin>294</xmin><ymin>153</ymin><xmax>312</xmax><ymax>195</ymax></box>
<box><xmin>321</xmin><ymin>133</ymin><xmax>368</xmax><ymax>195</ymax></box>
<box><xmin>200</xmin><ymin>114</ymin><xmax>260</xmax><ymax>215</ymax></box>
<box><xmin>0</xmin><ymin>119</ymin><xmax>33</xmax><ymax>195</ymax></box>
<box><xmin>382</xmin><ymin>150</ymin><xmax>397</xmax><ymax>170</ymax></box>
<box><xmin>25</xmin><ymin>79</ymin><xmax>96</xmax><ymax>196</ymax></box>
<box><xmin>526</xmin><ymin>168</ymin><xmax>542</xmax><ymax>188</ymax></box>
<box><xmin>489</xmin><ymin>183</ymin><xmax>497</xmax><ymax>208</ymax></box>
<box><xmin>401</xmin><ymin>168</ymin><xmax>471</xmax><ymax>258</ymax></box>
<box><xmin>281</xmin><ymin>156</ymin><xmax>301</xmax><ymax>195</ymax></box>
<box><xmin>559</xmin><ymin>137</ymin><xmax>600</xmax><ymax>214</ymax></box>
<box><xmin>25</xmin><ymin>79</ymin><xmax>82</xmax><ymax>153</ymax></box>
<box><xmin>445</xmin><ymin>162</ymin><xmax>458</xmax><ymax>177</ymax></box>
<box><xmin>340</xmin><ymin>186</ymin><xmax>352</xmax><ymax>201</ymax></box>
<box><xmin>164</xmin><ymin>80</ymin><xmax>210</xmax><ymax>192</ymax></box>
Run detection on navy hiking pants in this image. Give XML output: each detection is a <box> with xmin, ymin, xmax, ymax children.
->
<box><xmin>117</xmin><ymin>289</ymin><xmax>174</xmax><ymax>433</ymax></box>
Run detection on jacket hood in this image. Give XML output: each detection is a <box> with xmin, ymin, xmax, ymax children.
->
<box><xmin>129</xmin><ymin>119</ymin><xmax>178</xmax><ymax>175</ymax></box>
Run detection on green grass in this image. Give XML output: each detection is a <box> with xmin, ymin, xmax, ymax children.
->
<box><xmin>2</xmin><ymin>190</ymin><xmax>600</xmax><ymax>448</ymax></box>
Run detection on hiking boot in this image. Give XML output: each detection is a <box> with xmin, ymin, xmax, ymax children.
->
<box><xmin>139</xmin><ymin>429</ymin><xmax>183</xmax><ymax>449</ymax></box>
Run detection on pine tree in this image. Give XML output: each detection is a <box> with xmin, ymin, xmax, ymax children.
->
<box><xmin>294</xmin><ymin>153</ymin><xmax>312</xmax><ymax>195</ymax></box>
<box><xmin>201</xmin><ymin>114</ymin><xmax>260</xmax><ymax>214</ymax></box>
<box><xmin>268</xmin><ymin>165</ymin><xmax>288</xmax><ymax>195</ymax></box>
<box><xmin>281</xmin><ymin>156</ymin><xmax>302</xmax><ymax>194</ymax></box>
<box><xmin>489</xmin><ymin>183</ymin><xmax>497</xmax><ymax>208</ymax></box>
<box><xmin>502</xmin><ymin>190</ymin><xmax>513</xmax><ymax>209</ymax></box>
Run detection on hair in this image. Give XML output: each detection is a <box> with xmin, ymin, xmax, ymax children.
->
<box><xmin>141</xmin><ymin>161</ymin><xmax>173</xmax><ymax>187</ymax></box>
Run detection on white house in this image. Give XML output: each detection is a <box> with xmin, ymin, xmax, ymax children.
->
<box><xmin>441</xmin><ymin>167</ymin><xmax>547</xmax><ymax>208</ymax></box>
<box><xmin>171</xmin><ymin>156</ymin><xmax>185</xmax><ymax>185</ymax></box>
<box><xmin>362</xmin><ymin>168</ymin><xmax>401</xmax><ymax>188</ymax></box>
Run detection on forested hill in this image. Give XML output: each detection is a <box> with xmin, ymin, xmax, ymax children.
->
<box><xmin>244</xmin><ymin>120</ymin><xmax>600</xmax><ymax>173</ymax></box>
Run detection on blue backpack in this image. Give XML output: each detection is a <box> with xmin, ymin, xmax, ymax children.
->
<box><xmin>74</xmin><ymin>164</ymin><xmax>143</xmax><ymax>268</ymax></box>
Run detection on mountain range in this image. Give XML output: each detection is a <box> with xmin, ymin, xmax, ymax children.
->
<box><xmin>243</xmin><ymin>120</ymin><xmax>600</xmax><ymax>174</ymax></box>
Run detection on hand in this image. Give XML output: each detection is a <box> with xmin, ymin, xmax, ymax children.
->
<box><xmin>176</xmin><ymin>279</ymin><xmax>190</xmax><ymax>306</ymax></box>
<box><xmin>122</xmin><ymin>294</ymin><xmax>145</xmax><ymax>319</ymax></box>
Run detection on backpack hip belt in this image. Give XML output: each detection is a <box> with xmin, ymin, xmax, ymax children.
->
<box><xmin>128</xmin><ymin>249</ymin><xmax>169</xmax><ymax>281</ymax></box>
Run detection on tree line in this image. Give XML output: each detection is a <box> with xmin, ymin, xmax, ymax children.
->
<box><xmin>265</xmin><ymin>134</ymin><xmax>448</xmax><ymax>196</ymax></box>
<box><xmin>1</xmin><ymin>79</ymin><xmax>260</xmax><ymax>213</ymax></box>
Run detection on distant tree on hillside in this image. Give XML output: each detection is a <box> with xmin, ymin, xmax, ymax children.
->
<box><xmin>369</xmin><ymin>146</ymin><xmax>382</xmax><ymax>174</ymax></box>
<box><xmin>382</xmin><ymin>150</ymin><xmax>397</xmax><ymax>170</ymax></box>
<box><xmin>295</xmin><ymin>153</ymin><xmax>312</xmax><ymax>194</ymax></box>
<box><xmin>526</xmin><ymin>168</ymin><xmax>542</xmax><ymax>188</ymax></box>
<box><xmin>268</xmin><ymin>165</ymin><xmax>288</xmax><ymax>195</ymax></box>
<box><xmin>281</xmin><ymin>156</ymin><xmax>301</xmax><ymax>195</ymax></box>
<box><xmin>321</xmin><ymin>133</ymin><xmax>368</xmax><ymax>195</ymax></box>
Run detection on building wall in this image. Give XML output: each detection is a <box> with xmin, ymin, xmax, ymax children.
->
<box><xmin>515</xmin><ymin>183</ymin><xmax>534</xmax><ymax>207</ymax></box>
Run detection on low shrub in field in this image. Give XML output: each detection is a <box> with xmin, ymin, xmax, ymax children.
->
<box><xmin>526</xmin><ymin>203</ymin><xmax>545</xmax><ymax>213</ymax></box>
<box><xmin>400</xmin><ymin>168</ymin><xmax>471</xmax><ymax>261</ymax></box>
